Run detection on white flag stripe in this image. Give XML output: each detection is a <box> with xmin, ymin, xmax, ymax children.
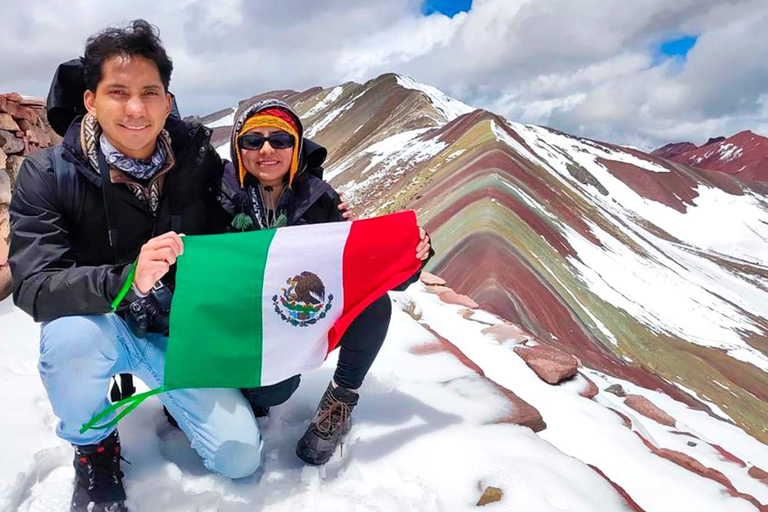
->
<box><xmin>259</xmin><ymin>221</ymin><xmax>352</xmax><ymax>385</ymax></box>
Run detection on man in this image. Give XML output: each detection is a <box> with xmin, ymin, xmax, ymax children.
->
<box><xmin>10</xmin><ymin>20</ymin><xmax>264</xmax><ymax>512</ymax></box>
<box><xmin>10</xmin><ymin>18</ymin><xmax>429</xmax><ymax>512</ymax></box>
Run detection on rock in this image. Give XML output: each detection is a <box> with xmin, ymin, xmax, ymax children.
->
<box><xmin>0</xmin><ymin>114</ymin><xmax>20</xmax><ymax>132</ymax></box>
<box><xmin>438</xmin><ymin>290</ymin><xmax>479</xmax><ymax>309</ymax></box>
<box><xmin>25</xmin><ymin>126</ymin><xmax>50</xmax><ymax>146</ymax></box>
<box><xmin>608</xmin><ymin>407</ymin><xmax>632</xmax><ymax>428</ymax></box>
<box><xmin>748</xmin><ymin>465</ymin><xmax>768</xmax><ymax>484</ymax></box>
<box><xmin>476</xmin><ymin>487</ymin><xmax>503</xmax><ymax>506</ymax></box>
<box><xmin>624</xmin><ymin>395</ymin><xmax>676</xmax><ymax>427</ymax></box>
<box><xmin>605</xmin><ymin>384</ymin><xmax>627</xmax><ymax>397</ymax></box>
<box><xmin>0</xmin><ymin>96</ymin><xmax>37</xmax><ymax>121</ymax></box>
<box><xmin>18</xmin><ymin>97</ymin><xmax>46</xmax><ymax>108</ymax></box>
<box><xmin>514</xmin><ymin>344</ymin><xmax>579</xmax><ymax>384</ymax></box>
<box><xmin>424</xmin><ymin>284</ymin><xmax>453</xmax><ymax>295</ymax></box>
<box><xmin>588</xmin><ymin>465</ymin><xmax>647</xmax><ymax>512</ymax></box>
<box><xmin>5</xmin><ymin>155</ymin><xmax>24</xmax><ymax>188</ymax></box>
<box><xmin>707</xmin><ymin>443</ymin><xmax>746</xmax><ymax>467</ymax></box>
<box><xmin>458</xmin><ymin>308</ymin><xmax>474</xmax><ymax>319</ymax></box>
<box><xmin>1</xmin><ymin>92</ymin><xmax>24</xmax><ymax>103</ymax></box>
<box><xmin>0</xmin><ymin>129</ymin><xmax>25</xmax><ymax>154</ymax></box>
<box><xmin>574</xmin><ymin>372</ymin><xmax>599</xmax><ymax>398</ymax></box>
<box><xmin>0</xmin><ymin>148</ymin><xmax>6</xmax><ymax>174</ymax></box>
<box><xmin>0</xmin><ymin>169</ymin><xmax>10</xmax><ymax>205</ymax></box>
<box><xmin>17</xmin><ymin>119</ymin><xmax>33</xmax><ymax>132</ymax></box>
<box><xmin>417</xmin><ymin>323</ymin><xmax>546</xmax><ymax>432</ymax></box>
<box><xmin>481</xmin><ymin>323</ymin><xmax>530</xmax><ymax>344</ymax></box>
<box><xmin>420</xmin><ymin>271</ymin><xmax>446</xmax><ymax>286</ymax></box>
<box><xmin>633</xmin><ymin>431</ymin><xmax>765</xmax><ymax>509</ymax></box>
<box><xmin>399</xmin><ymin>297</ymin><xmax>422</xmax><ymax>322</ymax></box>
<box><xmin>0</xmin><ymin>264</ymin><xmax>11</xmax><ymax>302</ymax></box>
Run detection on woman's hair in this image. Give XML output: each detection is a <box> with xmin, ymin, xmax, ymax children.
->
<box><xmin>82</xmin><ymin>19</ymin><xmax>173</xmax><ymax>92</ymax></box>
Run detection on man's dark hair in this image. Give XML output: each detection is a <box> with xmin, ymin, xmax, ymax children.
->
<box><xmin>82</xmin><ymin>19</ymin><xmax>173</xmax><ymax>92</ymax></box>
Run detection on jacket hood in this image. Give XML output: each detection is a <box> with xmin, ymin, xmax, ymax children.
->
<box><xmin>229</xmin><ymin>98</ymin><xmax>306</xmax><ymax>186</ymax></box>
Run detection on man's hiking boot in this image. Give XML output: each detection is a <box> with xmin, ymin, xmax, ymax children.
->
<box><xmin>71</xmin><ymin>430</ymin><xmax>128</xmax><ymax>512</ymax></box>
<box><xmin>296</xmin><ymin>382</ymin><xmax>358</xmax><ymax>465</ymax></box>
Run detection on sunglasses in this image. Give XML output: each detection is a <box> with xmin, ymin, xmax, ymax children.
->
<box><xmin>238</xmin><ymin>132</ymin><xmax>296</xmax><ymax>150</ymax></box>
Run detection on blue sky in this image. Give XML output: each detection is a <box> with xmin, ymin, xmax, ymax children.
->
<box><xmin>422</xmin><ymin>0</ymin><xmax>472</xmax><ymax>17</ymax></box>
<box><xmin>658</xmin><ymin>35</ymin><xmax>698</xmax><ymax>59</ymax></box>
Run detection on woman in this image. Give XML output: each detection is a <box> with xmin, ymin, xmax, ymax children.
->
<box><xmin>224</xmin><ymin>98</ymin><xmax>433</xmax><ymax>465</ymax></box>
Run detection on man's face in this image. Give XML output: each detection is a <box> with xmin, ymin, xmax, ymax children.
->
<box><xmin>84</xmin><ymin>54</ymin><xmax>171</xmax><ymax>160</ymax></box>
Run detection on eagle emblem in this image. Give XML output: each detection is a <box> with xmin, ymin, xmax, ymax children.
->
<box><xmin>272</xmin><ymin>271</ymin><xmax>334</xmax><ymax>327</ymax></box>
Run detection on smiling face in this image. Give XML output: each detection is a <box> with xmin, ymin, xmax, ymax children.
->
<box><xmin>239</xmin><ymin>127</ymin><xmax>294</xmax><ymax>187</ymax></box>
<box><xmin>84</xmin><ymin>54</ymin><xmax>171</xmax><ymax>160</ymax></box>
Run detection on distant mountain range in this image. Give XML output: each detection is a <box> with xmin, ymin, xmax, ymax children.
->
<box><xmin>198</xmin><ymin>73</ymin><xmax>768</xmax><ymax>450</ymax></box>
<box><xmin>652</xmin><ymin>131</ymin><xmax>768</xmax><ymax>182</ymax></box>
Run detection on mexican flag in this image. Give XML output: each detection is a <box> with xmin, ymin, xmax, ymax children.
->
<box><xmin>82</xmin><ymin>211</ymin><xmax>422</xmax><ymax>433</ymax></box>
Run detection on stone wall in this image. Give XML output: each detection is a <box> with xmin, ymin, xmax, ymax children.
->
<box><xmin>0</xmin><ymin>92</ymin><xmax>59</xmax><ymax>301</ymax></box>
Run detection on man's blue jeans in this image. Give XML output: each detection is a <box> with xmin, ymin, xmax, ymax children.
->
<box><xmin>39</xmin><ymin>313</ymin><xmax>263</xmax><ymax>479</ymax></box>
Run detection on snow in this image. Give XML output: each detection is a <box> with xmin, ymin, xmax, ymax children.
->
<box><xmin>215</xmin><ymin>141</ymin><xmax>230</xmax><ymax>161</ymax></box>
<box><xmin>304</xmin><ymin>89</ymin><xmax>365</xmax><ymax>139</ymax></box>
<box><xmin>205</xmin><ymin>108</ymin><xmax>237</xmax><ymax>129</ymax></box>
<box><xmin>3</xmin><ymin>285</ymin><xmax>767</xmax><ymax>511</ymax></box>
<box><xmin>331</xmin><ymin>129</ymin><xmax>447</xmax><ymax>204</ymax></box>
<box><xmin>303</xmin><ymin>87</ymin><xmax>344</xmax><ymax>118</ymax></box>
<box><xmin>490</xmin><ymin>120</ymin><xmax>768</xmax><ymax>370</ymax></box>
<box><xmin>410</xmin><ymin>288</ymin><xmax>768</xmax><ymax>511</ymax></box>
<box><xmin>718</xmin><ymin>143</ymin><xmax>744</xmax><ymax>162</ymax></box>
<box><xmin>395</xmin><ymin>75</ymin><xmax>475</xmax><ymax>123</ymax></box>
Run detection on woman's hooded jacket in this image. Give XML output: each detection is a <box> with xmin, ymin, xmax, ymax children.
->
<box><xmin>219</xmin><ymin>99</ymin><xmax>343</xmax><ymax>230</ymax></box>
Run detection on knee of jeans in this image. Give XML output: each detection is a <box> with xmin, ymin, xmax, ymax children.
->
<box><xmin>211</xmin><ymin>437</ymin><xmax>263</xmax><ymax>479</ymax></box>
<box><xmin>40</xmin><ymin>315</ymin><xmax>117</xmax><ymax>366</ymax></box>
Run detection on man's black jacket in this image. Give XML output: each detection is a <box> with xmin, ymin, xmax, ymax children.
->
<box><xmin>8</xmin><ymin>117</ymin><xmax>228</xmax><ymax>322</ymax></box>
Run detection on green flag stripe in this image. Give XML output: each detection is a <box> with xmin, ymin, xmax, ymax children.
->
<box><xmin>167</xmin><ymin>229</ymin><xmax>276</xmax><ymax>390</ymax></box>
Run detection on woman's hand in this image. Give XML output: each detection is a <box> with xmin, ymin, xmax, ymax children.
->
<box><xmin>337</xmin><ymin>190</ymin><xmax>353</xmax><ymax>221</ymax></box>
<box><xmin>416</xmin><ymin>227</ymin><xmax>431</xmax><ymax>261</ymax></box>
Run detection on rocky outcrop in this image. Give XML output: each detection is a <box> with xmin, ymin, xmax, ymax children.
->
<box><xmin>438</xmin><ymin>290</ymin><xmax>479</xmax><ymax>308</ymax></box>
<box><xmin>476</xmin><ymin>486</ymin><xmax>503</xmax><ymax>506</ymax></box>
<box><xmin>514</xmin><ymin>343</ymin><xmax>579</xmax><ymax>384</ymax></box>
<box><xmin>588</xmin><ymin>465</ymin><xmax>647</xmax><ymax>512</ymax></box>
<box><xmin>748</xmin><ymin>465</ymin><xmax>768</xmax><ymax>484</ymax></box>
<box><xmin>415</xmin><ymin>322</ymin><xmax>546</xmax><ymax>432</ymax></box>
<box><xmin>481</xmin><ymin>322</ymin><xmax>531</xmax><ymax>345</ymax></box>
<box><xmin>0</xmin><ymin>93</ymin><xmax>57</xmax><ymax>301</ymax></box>
<box><xmin>573</xmin><ymin>372</ymin><xmax>599</xmax><ymax>399</ymax></box>
<box><xmin>635</xmin><ymin>432</ymin><xmax>766</xmax><ymax>511</ymax></box>
<box><xmin>605</xmin><ymin>384</ymin><xmax>627</xmax><ymax>397</ymax></box>
<box><xmin>624</xmin><ymin>395</ymin><xmax>676</xmax><ymax>427</ymax></box>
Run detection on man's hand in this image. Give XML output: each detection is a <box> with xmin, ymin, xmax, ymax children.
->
<box><xmin>416</xmin><ymin>227</ymin><xmax>431</xmax><ymax>261</ymax></box>
<box><xmin>338</xmin><ymin>190</ymin><xmax>353</xmax><ymax>221</ymax></box>
<box><xmin>133</xmin><ymin>232</ymin><xmax>184</xmax><ymax>295</ymax></box>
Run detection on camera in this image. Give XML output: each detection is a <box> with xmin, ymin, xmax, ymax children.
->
<box><xmin>125</xmin><ymin>281</ymin><xmax>173</xmax><ymax>338</ymax></box>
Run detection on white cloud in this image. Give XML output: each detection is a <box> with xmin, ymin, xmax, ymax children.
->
<box><xmin>1</xmin><ymin>0</ymin><xmax>767</xmax><ymax>149</ymax></box>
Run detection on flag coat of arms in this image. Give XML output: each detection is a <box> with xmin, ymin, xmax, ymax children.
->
<box><xmin>82</xmin><ymin>211</ymin><xmax>422</xmax><ymax>432</ymax></box>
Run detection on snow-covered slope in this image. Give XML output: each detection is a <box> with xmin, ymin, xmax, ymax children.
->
<box><xmin>187</xmin><ymin>73</ymin><xmax>768</xmax><ymax>449</ymax></box>
<box><xmin>3</xmin><ymin>288</ymin><xmax>767</xmax><ymax>511</ymax></box>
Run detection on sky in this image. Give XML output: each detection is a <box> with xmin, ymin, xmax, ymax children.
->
<box><xmin>1</xmin><ymin>0</ymin><xmax>767</xmax><ymax>150</ymax></box>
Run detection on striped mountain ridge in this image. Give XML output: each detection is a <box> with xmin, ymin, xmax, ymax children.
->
<box><xmin>202</xmin><ymin>73</ymin><xmax>768</xmax><ymax>445</ymax></box>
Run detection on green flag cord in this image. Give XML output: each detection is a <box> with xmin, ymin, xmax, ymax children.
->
<box><xmin>80</xmin><ymin>387</ymin><xmax>166</xmax><ymax>434</ymax></box>
<box><xmin>111</xmin><ymin>260</ymin><xmax>138</xmax><ymax>311</ymax></box>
